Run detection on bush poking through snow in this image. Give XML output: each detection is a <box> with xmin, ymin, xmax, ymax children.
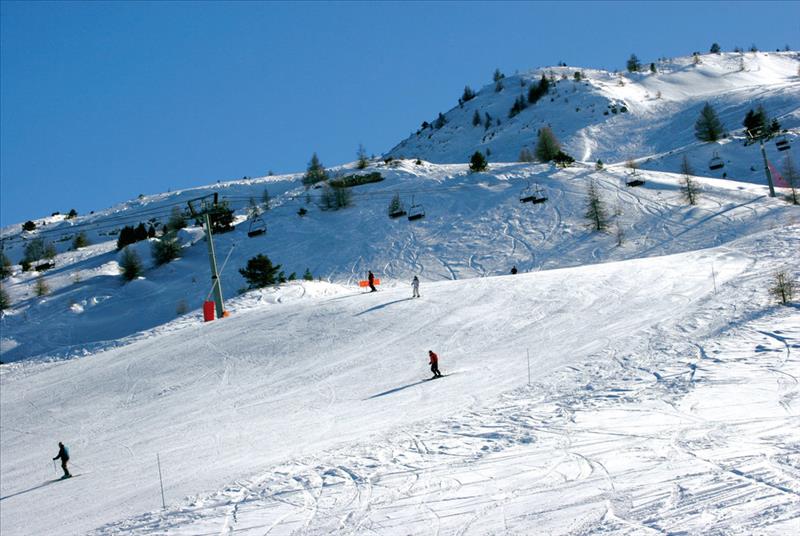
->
<box><xmin>469</xmin><ymin>151</ymin><xmax>488</xmax><ymax>172</ymax></box>
<box><xmin>23</xmin><ymin>238</ymin><xmax>56</xmax><ymax>264</ymax></box>
<box><xmin>239</xmin><ymin>254</ymin><xmax>286</xmax><ymax>289</ymax></box>
<box><xmin>356</xmin><ymin>144</ymin><xmax>369</xmax><ymax>170</ymax></box>
<box><xmin>22</xmin><ymin>220</ymin><xmax>36</xmax><ymax>232</ymax></box>
<box><xmin>34</xmin><ymin>276</ymin><xmax>49</xmax><ymax>297</ymax></box>
<box><xmin>152</xmin><ymin>234</ymin><xmax>181</xmax><ymax>266</ymax></box>
<box><xmin>119</xmin><ymin>247</ymin><xmax>143</xmax><ymax>282</ymax></box>
<box><xmin>769</xmin><ymin>271</ymin><xmax>795</xmax><ymax>305</ymax></box>
<box><xmin>553</xmin><ymin>151</ymin><xmax>575</xmax><ymax>168</ymax></box>
<box><xmin>72</xmin><ymin>232</ymin><xmax>90</xmax><ymax>250</ymax></box>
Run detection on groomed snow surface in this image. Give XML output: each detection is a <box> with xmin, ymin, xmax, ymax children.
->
<box><xmin>2</xmin><ymin>217</ymin><xmax>799</xmax><ymax>534</ymax></box>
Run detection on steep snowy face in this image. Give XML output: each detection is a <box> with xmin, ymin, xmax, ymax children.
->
<box><xmin>386</xmin><ymin>52</ymin><xmax>800</xmax><ymax>182</ymax></box>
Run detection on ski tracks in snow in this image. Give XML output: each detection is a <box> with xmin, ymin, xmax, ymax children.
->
<box><xmin>90</xmin><ymin>309</ymin><xmax>800</xmax><ymax>535</ymax></box>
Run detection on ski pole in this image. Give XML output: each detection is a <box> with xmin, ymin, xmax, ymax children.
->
<box><xmin>52</xmin><ymin>460</ymin><xmax>58</xmax><ymax>475</ymax></box>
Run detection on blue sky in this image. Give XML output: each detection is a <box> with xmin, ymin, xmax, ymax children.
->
<box><xmin>1</xmin><ymin>0</ymin><xmax>798</xmax><ymax>226</ymax></box>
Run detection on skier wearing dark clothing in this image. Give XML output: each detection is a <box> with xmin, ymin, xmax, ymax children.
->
<box><xmin>53</xmin><ymin>442</ymin><xmax>71</xmax><ymax>478</ymax></box>
<box><xmin>428</xmin><ymin>350</ymin><xmax>442</xmax><ymax>378</ymax></box>
<box><xmin>368</xmin><ymin>271</ymin><xmax>377</xmax><ymax>292</ymax></box>
<box><xmin>412</xmin><ymin>276</ymin><xmax>420</xmax><ymax>298</ymax></box>
<box><xmin>510</xmin><ymin>266</ymin><xmax>518</xmax><ymax>275</ymax></box>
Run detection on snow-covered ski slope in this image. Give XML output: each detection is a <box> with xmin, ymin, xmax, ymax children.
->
<box><xmin>1</xmin><ymin>160</ymin><xmax>796</xmax><ymax>362</ymax></box>
<box><xmin>388</xmin><ymin>51</ymin><xmax>800</xmax><ymax>184</ymax></box>
<box><xmin>2</xmin><ymin>49</ymin><xmax>800</xmax><ymax>535</ymax></box>
<box><xmin>1</xmin><ymin>223</ymin><xmax>799</xmax><ymax>535</ymax></box>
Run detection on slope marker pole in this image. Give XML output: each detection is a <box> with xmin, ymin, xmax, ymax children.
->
<box><xmin>527</xmin><ymin>349</ymin><xmax>531</xmax><ymax>386</ymax></box>
<box><xmin>157</xmin><ymin>453</ymin><xmax>166</xmax><ymax>509</ymax></box>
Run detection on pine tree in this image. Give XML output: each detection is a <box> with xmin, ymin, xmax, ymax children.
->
<box><xmin>152</xmin><ymin>235</ymin><xmax>181</xmax><ymax>266</ymax></box>
<box><xmin>694</xmin><ymin>102</ymin><xmax>724</xmax><ymax>142</ymax></box>
<box><xmin>710</xmin><ymin>42</ymin><xmax>721</xmax><ymax>54</ymax></box>
<box><xmin>67</xmin><ymin>208</ymin><xmax>78</xmax><ymax>219</ymax></box>
<box><xmin>303</xmin><ymin>152</ymin><xmax>329</xmax><ymax>187</ymax></box>
<box><xmin>434</xmin><ymin>112</ymin><xmax>447</xmax><ymax>129</ymax></box>
<box><xmin>461</xmin><ymin>86</ymin><xmax>476</xmax><ymax>102</ymax></box>
<box><xmin>649</xmin><ymin>62</ymin><xmax>656</xmax><ymax>73</ymax></box>
<box><xmin>469</xmin><ymin>151</ymin><xmax>488</xmax><ymax>172</ymax></box>
<box><xmin>519</xmin><ymin>147</ymin><xmax>534</xmax><ymax>162</ymax></box>
<box><xmin>535</xmin><ymin>127</ymin><xmax>562</xmax><ymax>162</ymax></box>
<box><xmin>119</xmin><ymin>247</ymin><xmax>143</xmax><ymax>282</ymax></box>
<box><xmin>23</xmin><ymin>238</ymin><xmax>53</xmax><ymax>263</ymax></box>
<box><xmin>72</xmin><ymin>232</ymin><xmax>90</xmax><ymax>250</ymax></box>
<box><xmin>626</xmin><ymin>53</ymin><xmax>641</xmax><ymax>72</ymax></box>
<box><xmin>681</xmin><ymin>155</ymin><xmax>700</xmax><ymax>205</ymax></box>
<box><xmin>147</xmin><ymin>225</ymin><xmax>157</xmax><ymax>238</ymax></box>
<box><xmin>528</xmin><ymin>74</ymin><xmax>549</xmax><ymax>104</ymax></box>
<box><xmin>207</xmin><ymin>202</ymin><xmax>235</xmax><ymax>233</ymax></box>
<box><xmin>585</xmin><ymin>180</ymin><xmax>608</xmax><ymax>231</ymax></box>
<box><xmin>239</xmin><ymin>254</ymin><xmax>285</xmax><ymax>288</ymax></box>
<box><xmin>134</xmin><ymin>223</ymin><xmax>148</xmax><ymax>242</ymax></box>
<box><xmin>0</xmin><ymin>284</ymin><xmax>9</xmax><ymax>310</ymax></box>
<box><xmin>303</xmin><ymin>268</ymin><xmax>314</xmax><ymax>281</ymax></box>
<box><xmin>356</xmin><ymin>144</ymin><xmax>368</xmax><ymax>169</ymax></box>
<box><xmin>595</xmin><ymin>159</ymin><xmax>604</xmax><ymax>170</ymax></box>
<box><xmin>492</xmin><ymin>68</ymin><xmax>505</xmax><ymax>82</ymax></box>
<box><xmin>1</xmin><ymin>251</ymin><xmax>11</xmax><ymax>279</ymax></box>
<box><xmin>743</xmin><ymin>106</ymin><xmax>768</xmax><ymax>136</ymax></box>
<box><xmin>509</xmin><ymin>95</ymin><xmax>527</xmax><ymax>117</ymax></box>
<box><xmin>22</xmin><ymin>220</ymin><xmax>36</xmax><ymax>232</ymax></box>
<box><xmin>484</xmin><ymin>112</ymin><xmax>492</xmax><ymax>130</ymax></box>
<box><xmin>117</xmin><ymin>226</ymin><xmax>135</xmax><ymax>249</ymax></box>
<box><xmin>472</xmin><ymin>110</ymin><xmax>481</xmax><ymax>127</ymax></box>
<box><xmin>167</xmin><ymin>207</ymin><xmax>187</xmax><ymax>233</ymax></box>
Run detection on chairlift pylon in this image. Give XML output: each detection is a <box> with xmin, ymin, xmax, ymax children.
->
<box><xmin>247</xmin><ymin>214</ymin><xmax>266</xmax><ymax>237</ymax></box>
<box><xmin>708</xmin><ymin>151</ymin><xmax>725</xmax><ymax>171</ymax></box>
<box><xmin>407</xmin><ymin>196</ymin><xmax>426</xmax><ymax>221</ymax></box>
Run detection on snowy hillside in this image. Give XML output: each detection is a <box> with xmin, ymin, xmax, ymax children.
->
<box><xmin>1</xmin><ymin>161</ymin><xmax>796</xmax><ymax>362</ymax></box>
<box><xmin>2</xmin><ymin>49</ymin><xmax>800</xmax><ymax>536</ymax></box>
<box><xmin>1</xmin><ymin>224</ymin><xmax>798</xmax><ymax>535</ymax></box>
<box><xmin>388</xmin><ymin>52</ymin><xmax>800</xmax><ymax>184</ymax></box>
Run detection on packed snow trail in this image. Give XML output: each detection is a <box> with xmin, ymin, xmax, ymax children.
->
<box><xmin>3</xmin><ymin>222</ymin><xmax>799</xmax><ymax>535</ymax></box>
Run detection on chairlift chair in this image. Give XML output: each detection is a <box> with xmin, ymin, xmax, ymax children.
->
<box><xmin>531</xmin><ymin>185</ymin><xmax>548</xmax><ymax>204</ymax></box>
<box><xmin>407</xmin><ymin>196</ymin><xmax>426</xmax><ymax>221</ymax></box>
<box><xmin>708</xmin><ymin>152</ymin><xmax>725</xmax><ymax>171</ymax></box>
<box><xmin>519</xmin><ymin>183</ymin><xmax>536</xmax><ymax>203</ymax></box>
<box><xmin>775</xmin><ymin>136</ymin><xmax>790</xmax><ymax>152</ymax></box>
<box><xmin>247</xmin><ymin>214</ymin><xmax>267</xmax><ymax>237</ymax></box>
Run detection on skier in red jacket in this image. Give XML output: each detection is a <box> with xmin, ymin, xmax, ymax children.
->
<box><xmin>428</xmin><ymin>350</ymin><xmax>442</xmax><ymax>378</ymax></box>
